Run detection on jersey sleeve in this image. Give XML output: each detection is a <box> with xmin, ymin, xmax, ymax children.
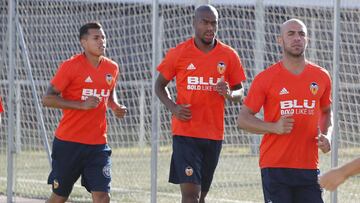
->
<box><xmin>0</xmin><ymin>97</ymin><xmax>3</xmax><ymax>113</ymax></box>
<box><xmin>320</xmin><ymin>70</ymin><xmax>332</xmax><ymax>108</ymax></box>
<box><xmin>50</xmin><ymin>61</ymin><xmax>72</xmax><ymax>92</ymax></box>
<box><xmin>244</xmin><ymin>73</ymin><xmax>267</xmax><ymax>113</ymax></box>
<box><xmin>227</xmin><ymin>50</ymin><xmax>246</xmax><ymax>88</ymax></box>
<box><xmin>157</xmin><ymin>48</ymin><xmax>178</xmax><ymax>81</ymax></box>
<box><xmin>112</xmin><ymin>63</ymin><xmax>120</xmax><ymax>91</ymax></box>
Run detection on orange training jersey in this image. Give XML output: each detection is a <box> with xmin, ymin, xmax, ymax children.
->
<box><xmin>157</xmin><ymin>38</ymin><xmax>246</xmax><ymax>140</ymax></box>
<box><xmin>51</xmin><ymin>54</ymin><xmax>119</xmax><ymax>144</ymax></box>
<box><xmin>0</xmin><ymin>97</ymin><xmax>3</xmax><ymax>113</ymax></box>
<box><xmin>244</xmin><ymin>61</ymin><xmax>332</xmax><ymax>169</ymax></box>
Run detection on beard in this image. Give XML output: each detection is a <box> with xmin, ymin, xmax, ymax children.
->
<box><xmin>200</xmin><ymin>37</ymin><xmax>214</xmax><ymax>45</ymax></box>
<box><xmin>284</xmin><ymin>47</ymin><xmax>305</xmax><ymax>58</ymax></box>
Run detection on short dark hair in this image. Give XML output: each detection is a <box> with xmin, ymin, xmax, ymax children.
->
<box><xmin>79</xmin><ymin>22</ymin><xmax>102</xmax><ymax>40</ymax></box>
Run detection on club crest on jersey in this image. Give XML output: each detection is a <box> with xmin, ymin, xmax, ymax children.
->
<box><xmin>217</xmin><ymin>61</ymin><xmax>226</xmax><ymax>74</ymax></box>
<box><xmin>185</xmin><ymin>166</ymin><xmax>193</xmax><ymax>176</ymax></box>
<box><xmin>105</xmin><ymin>74</ymin><xmax>113</xmax><ymax>85</ymax></box>
<box><xmin>310</xmin><ymin>82</ymin><xmax>319</xmax><ymax>95</ymax></box>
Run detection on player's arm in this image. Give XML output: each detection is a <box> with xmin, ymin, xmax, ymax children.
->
<box><xmin>237</xmin><ymin>105</ymin><xmax>294</xmax><ymax>134</ymax></box>
<box><xmin>318</xmin><ymin>105</ymin><xmax>332</xmax><ymax>153</ymax></box>
<box><xmin>108</xmin><ymin>84</ymin><xmax>127</xmax><ymax>118</ymax></box>
<box><xmin>319</xmin><ymin>157</ymin><xmax>360</xmax><ymax>191</ymax></box>
<box><xmin>226</xmin><ymin>83</ymin><xmax>244</xmax><ymax>103</ymax></box>
<box><xmin>216</xmin><ymin>78</ymin><xmax>244</xmax><ymax>103</ymax></box>
<box><xmin>0</xmin><ymin>100</ymin><xmax>2</xmax><ymax>124</ymax></box>
<box><xmin>155</xmin><ymin>74</ymin><xmax>191</xmax><ymax>121</ymax></box>
<box><xmin>42</xmin><ymin>84</ymin><xmax>99</xmax><ymax>110</ymax></box>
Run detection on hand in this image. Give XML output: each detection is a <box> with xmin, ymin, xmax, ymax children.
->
<box><xmin>319</xmin><ymin>168</ymin><xmax>347</xmax><ymax>191</ymax></box>
<box><xmin>318</xmin><ymin>134</ymin><xmax>331</xmax><ymax>153</ymax></box>
<box><xmin>272</xmin><ymin>116</ymin><xmax>294</xmax><ymax>134</ymax></box>
<box><xmin>112</xmin><ymin>104</ymin><xmax>127</xmax><ymax>118</ymax></box>
<box><xmin>81</xmin><ymin>96</ymin><xmax>100</xmax><ymax>110</ymax></box>
<box><xmin>215</xmin><ymin>76</ymin><xmax>230</xmax><ymax>97</ymax></box>
<box><xmin>171</xmin><ymin>104</ymin><xmax>192</xmax><ymax>121</ymax></box>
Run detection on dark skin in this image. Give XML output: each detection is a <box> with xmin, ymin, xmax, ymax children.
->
<box><xmin>193</xmin><ymin>5</ymin><xmax>218</xmax><ymax>53</ymax></box>
<box><xmin>155</xmin><ymin>5</ymin><xmax>243</xmax><ymax>203</ymax></box>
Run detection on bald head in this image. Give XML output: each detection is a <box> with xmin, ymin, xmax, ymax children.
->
<box><xmin>278</xmin><ymin>18</ymin><xmax>308</xmax><ymax>58</ymax></box>
<box><xmin>193</xmin><ymin>4</ymin><xmax>218</xmax><ymax>46</ymax></box>
<box><xmin>280</xmin><ymin>18</ymin><xmax>307</xmax><ymax>36</ymax></box>
<box><xmin>194</xmin><ymin>4</ymin><xmax>218</xmax><ymax>20</ymax></box>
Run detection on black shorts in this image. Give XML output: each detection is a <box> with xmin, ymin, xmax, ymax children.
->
<box><xmin>169</xmin><ymin>135</ymin><xmax>222</xmax><ymax>192</ymax></box>
<box><xmin>261</xmin><ymin>168</ymin><xmax>323</xmax><ymax>203</ymax></box>
<box><xmin>47</xmin><ymin>137</ymin><xmax>112</xmax><ymax>197</ymax></box>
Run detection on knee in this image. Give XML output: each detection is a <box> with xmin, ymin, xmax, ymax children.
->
<box><xmin>181</xmin><ymin>189</ymin><xmax>200</xmax><ymax>203</ymax></box>
<box><xmin>46</xmin><ymin>193</ymin><xmax>68</xmax><ymax>203</ymax></box>
<box><xmin>182</xmin><ymin>192</ymin><xmax>200</xmax><ymax>203</ymax></box>
<box><xmin>180</xmin><ymin>183</ymin><xmax>201</xmax><ymax>203</ymax></box>
<box><xmin>92</xmin><ymin>192</ymin><xmax>110</xmax><ymax>203</ymax></box>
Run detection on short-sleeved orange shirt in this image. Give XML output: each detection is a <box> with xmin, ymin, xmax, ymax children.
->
<box><xmin>157</xmin><ymin>38</ymin><xmax>246</xmax><ymax>140</ymax></box>
<box><xmin>0</xmin><ymin>97</ymin><xmax>3</xmax><ymax>113</ymax></box>
<box><xmin>244</xmin><ymin>61</ymin><xmax>332</xmax><ymax>169</ymax></box>
<box><xmin>51</xmin><ymin>54</ymin><xmax>119</xmax><ymax>144</ymax></box>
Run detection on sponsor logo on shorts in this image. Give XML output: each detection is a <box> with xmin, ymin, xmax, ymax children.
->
<box><xmin>53</xmin><ymin>179</ymin><xmax>59</xmax><ymax>189</ymax></box>
<box><xmin>103</xmin><ymin>164</ymin><xmax>111</xmax><ymax>179</ymax></box>
<box><xmin>185</xmin><ymin>166</ymin><xmax>193</xmax><ymax>176</ymax></box>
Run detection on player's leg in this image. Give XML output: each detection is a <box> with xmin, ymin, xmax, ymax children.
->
<box><xmin>46</xmin><ymin>193</ymin><xmax>68</xmax><ymax>203</ymax></box>
<box><xmin>199</xmin><ymin>139</ymin><xmax>222</xmax><ymax>203</ymax></box>
<box><xmin>169</xmin><ymin>135</ymin><xmax>203</xmax><ymax>203</ymax></box>
<box><xmin>91</xmin><ymin>191</ymin><xmax>110</xmax><ymax>203</ymax></box>
<box><xmin>82</xmin><ymin>144</ymin><xmax>112</xmax><ymax>203</ymax></box>
<box><xmin>47</xmin><ymin>138</ymin><xmax>84</xmax><ymax>202</ymax></box>
<box><xmin>180</xmin><ymin>183</ymin><xmax>201</xmax><ymax>203</ymax></box>
<box><xmin>261</xmin><ymin>168</ymin><xmax>293</xmax><ymax>203</ymax></box>
<box><xmin>293</xmin><ymin>169</ymin><xmax>323</xmax><ymax>203</ymax></box>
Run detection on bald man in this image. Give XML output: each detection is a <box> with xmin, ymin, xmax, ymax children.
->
<box><xmin>238</xmin><ymin>19</ymin><xmax>332</xmax><ymax>202</ymax></box>
<box><xmin>155</xmin><ymin>4</ymin><xmax>246</xmax><ymax>203</ymax></box>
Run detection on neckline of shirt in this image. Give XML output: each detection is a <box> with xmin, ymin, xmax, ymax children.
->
<box><xmin>279</xmin><ymin>61</ymin><xmax>310</xmax><ymax>78</ymax></box>
<box><xmin>191</xmin><ymin>38</ymin><xmax>220</xmax><ymax>56</ymax></box>
<box><xmin>80</xmin><ymin>53</ymin><xmax>104</xmax><ymax>71</ymax></box>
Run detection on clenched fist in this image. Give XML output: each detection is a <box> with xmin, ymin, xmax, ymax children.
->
<box><xmin>112</xmin><ymin>104</ymin><xmax>127</xmax><ymax>118</ymax></box>
<box><xmin>81</xmin><ymin>96</ymin><xmax>100</xmax><ymax>110</ymax></box>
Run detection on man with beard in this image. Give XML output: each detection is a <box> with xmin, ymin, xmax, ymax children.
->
<box><xmin>237</xmin><ymin>19</ymin><xmax>332</xmax><ymax>203</ymax></box>
<box><xmin>155</xmin><ymin>4</ymin><xmax>246</xmax><ymax>203</ymax></box>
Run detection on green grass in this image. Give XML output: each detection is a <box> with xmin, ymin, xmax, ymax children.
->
<box><xmin>1</xmin><ymin>146</ymin><xmax>360</xmax><ymax>202</ymax></box>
